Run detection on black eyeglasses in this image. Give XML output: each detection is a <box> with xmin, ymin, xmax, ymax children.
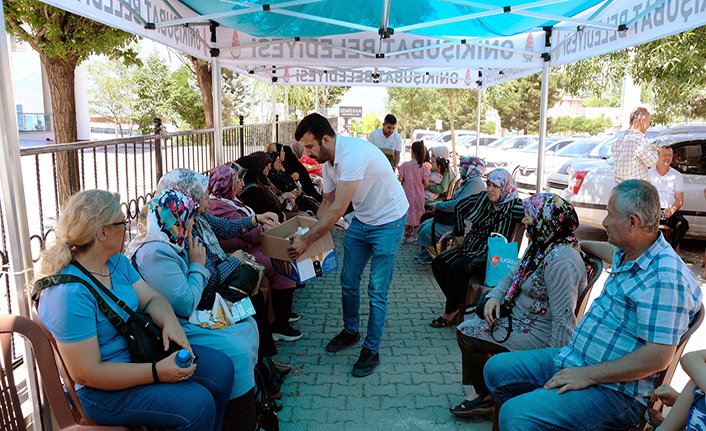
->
<box><xmin>109</xmin><ymin>221</ymin><xmax>129</xmax><ymax>230</ymax></box>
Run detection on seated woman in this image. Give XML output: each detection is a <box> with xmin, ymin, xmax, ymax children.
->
<box><xmin>35</xmin><ymin>190</ymin><xmax>233</xmax><ymax>430</ymax></box>
<box><xmin>126</xmin><ymin>190</ymin><xmax>262</xmax><ymax>431</ymax></box>
<box><xmin>430</xmin><ymin>168</ymin><xmax>524</xmax><ymax>328</ymax></box>
<box><xmin>152</xmin><ymin>168</ymin><xmax>295</xmax><ymax>385</ymax></box>
<box><xmin>450</xmin><ymin>193</ymin><xmax>588</xmax><ymax>417</ymax></box>
<box><xmin>281</xmin><ymin>140</ymin><xmax>323</xmax><ymax>201</ymax></box>
<box><xmin>208</xmin><ymin>163</ymin><xmax>302</xmax><ymax>341</ymax></box>
<box><xmin>266</xmin><ymin>148</ymin><xmax>317</xmax><ymax>214</ymax></box>
<box><xmin>237</xmin><ymin>153</ymin><xmax>302</xmax><ymax>223</ymax></box>
<box><xmin>415</xmin><ymin>156</ymin><xmax>487</xmax><ymax>264</ymax></box>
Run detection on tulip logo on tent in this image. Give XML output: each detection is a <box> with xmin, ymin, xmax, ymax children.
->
<box><xmin>284</xmin><ymin>68</ymin><xmax>290</xmax><ymax>83</ymax></box>
<box><xmin>465</xmin><ymin>69</ymin><xmax>471</xmax><ymax>86</ymax></box>
<box><xmin>523</xmin><ymin>33</ymin><xmax>534</xmax><ymax>62</ymax></box>
<box><xmin>490</xmin><ymin>256</ymin><xmax>500</xmax><ymax>267</ymax></box>
<box><xmin>231</xmin><ymin>31</ymin><xmax>241</xmax><ymax>59</ymax></box>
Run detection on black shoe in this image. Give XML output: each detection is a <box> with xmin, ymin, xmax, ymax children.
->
<box><xmin>449</xmin><ymin>395</ymin><xmax>495</xmax><ymax>417</ymax></box>
<box><xmin>267</xmin><ymin>397</ymin><xmax>283</xmax><ymax>413</ymax></box>
<box><xmin>295</xmin><ymin>283</ymin><xmax>306</xmax><ymax>289</ymax></box>
<box><xmin>288</xmin><ymin>312</ymin><xmax>301</xmax><ymax>323</ymax></box>
<box><xmin>352</xmin><ymin>347</ymin><xmax>379</xmax><ymax>377</ymax></box>
<box><xmin>325</xmin><ymin>329</ymin><xmax>360</xmax><ymax>352</ymax></box>
<box><xmin>271</xmin><ymin>325</ymin><xmax>303</xmax><ymax>342</ymax></box>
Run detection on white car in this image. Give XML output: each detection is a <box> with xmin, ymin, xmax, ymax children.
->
<box><xmin>429</xmin><ymin>129</ymin><xmax>477</xmax><ymax>145</ymax></box>
<box><xmin>561</xmin><ymin>134</ymin><xmax>706</xmax><ymax>239</ymax></box>
<box><xmin>484</xmin><ymin>136</ymin><xmax>576</xmax><ymax>176</ymax></box>
<box><xmin>456</xmin><ymin>135</ymin><xmax>499</xmax><ymax>157</ymax></box>
<box><xmin>477</xmin><ymin>135</ymin><xmax>538</xmax><ymax>170</ymax></box>
<box><xmin>515</xmin><ymin>138</ymin><xmax>601</xmax><ymax>194</ymax></box>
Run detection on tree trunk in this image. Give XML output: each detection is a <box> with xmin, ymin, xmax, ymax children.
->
<box><xmin>40</xmin><ymin>52</ymin><xmax>81</xmax><ymax>208</ymax></box>
<box><xmin>190</xmin><ymin>56</ymin><xmax>214</xmax><ymax>129</ymax></box>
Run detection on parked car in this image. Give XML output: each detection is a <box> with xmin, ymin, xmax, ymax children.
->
<box><xmin>412</xmin><ymin>129</ymin><xmax>440</xmax><ymax>142</ymax></box>
<box><xmin>456</xmin><ymin>135</ymin><xmax>499</xmax><ymax>157</ymax></box>
<box><xmin>474</xmin><ymin>135</ymin><xmax>539</xmax><ymax>167</ymax></box>
<box><xmin>515</xmin><ymin>138</ymin><xmax>601</xmax><ymax>194</ymax></box>
<box><xmin>429</xmin><ymin>129</ymin><xmax>477</xmax><ymax>144</ymax></box>
<box><xmin>480</xmin><ymin>136</ymin><xmax>577</xmax><ymax>175</ymax></box>
<box><xmin>545</xmin><ymin>128</ymin><xmax>666</xmax><ymax>193</ymax></box>
<box><xmin>655</xmin><ymin>123</ymin><xmax>706</xmax><ymax>137</ymax></box>
<box><xmin>561</xmin><ymin>134</ymin><xmax>706</xmax><ymax>239</ymax></box>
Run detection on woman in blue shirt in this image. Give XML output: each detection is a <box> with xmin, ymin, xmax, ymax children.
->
<box><xmin>35</xmin><ymin>189</ymin><xmax>233</xmax><ymax>430</ymax></box>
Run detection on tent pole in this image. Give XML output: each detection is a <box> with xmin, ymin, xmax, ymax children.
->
<box><xmin>0</xmin><ymin>11</ymin><xmax>44</xmax><ymax>430</ymax></box>
<box><xmin>272</xmin><ymin>83</ymin><xmax>277</xmax><ymax>141</ymax></box>
<box><xmin>210</xmin><ymin>23</ymin><xmax>223</xmax><ymax>167</ymax></box>
<box><xmin>536</xmin><ymin>59</ymin><xmax>551</xmax><ymax>194</ymax></box>
<box><xmin>475</xmin><ymin>85</ymin><xmax>482</xmax><ymax>157</ymax></box>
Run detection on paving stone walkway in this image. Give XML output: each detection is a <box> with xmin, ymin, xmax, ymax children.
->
<box><xmin>274</xmin><ymin>226</ymin><xmax>492</xmax><ymax>431</ymax></box>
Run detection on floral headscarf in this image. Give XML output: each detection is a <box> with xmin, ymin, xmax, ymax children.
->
<box><xmin>124</xmin><ymin>190</ymin><xmax>199</xmax><ymax>259</ymax></box>
<box><xmin>156</xmin><ymin>168</ymin><xmax>228</xmax><ymax>260</ymax></box>
<box><xmin>503</xmin><ymin>193</ymin><xmax>582</xmax><ymax>304</ymax></box>
<box><xmin>209</xmin><ymin>164</ymin><xmax>237</xmax><ymax>200</ymax></box>
<box><xmin>156</xmin><ymin>168</ymin><xmax>209</xmax><ymax>203</ymax></box>
<box><xmin>487</xmin><ymin>168</ymin><xmax>518</xmax><ymax>206</ymax></box>
<box><xmin>459</xmin><ymin>156</ymin><xmax>486</xmax><ymax>179</ymax></box>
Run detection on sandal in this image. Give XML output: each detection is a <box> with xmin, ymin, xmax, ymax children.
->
<box><xmin>449</xmin><ymin>394</ymin><xmax>495</xmax><ymax>417</ymax></box>
<box><xmin>430</xmin><ymin>316</ymin><xmax>455</xmax><ymax>328</ymax></box>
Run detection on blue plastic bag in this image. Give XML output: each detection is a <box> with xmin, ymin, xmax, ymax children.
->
<box><xmin>485</xmin><ymin>233</ymin><xmax>519</xmax><ymax>287</ymax></box>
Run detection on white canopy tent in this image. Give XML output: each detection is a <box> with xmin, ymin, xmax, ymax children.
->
<box><xmin>2</xmin><ymin>2</ymin><xmax>705</xmax><ymax>426</ymax></box>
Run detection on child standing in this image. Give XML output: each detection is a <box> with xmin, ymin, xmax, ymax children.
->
<box><xmin>398</xmin><ymin>141</ymin><xmax>430</xmax><ymax>244</ymax></box>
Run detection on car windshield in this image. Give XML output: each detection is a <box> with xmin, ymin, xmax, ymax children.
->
<box><xmin>487</xmin><ymin>137</ymin><xmax>511</xmax><ymax>148</ymax></box>
<box><xmin>587</xmin><ymin>132</ymin><xmax>623</xmax><ymax>159</ymax></box>
<box><xmin>555</xmin><ymin>140</ymin><xmax>599</xmax><ymax>157</ymax></box>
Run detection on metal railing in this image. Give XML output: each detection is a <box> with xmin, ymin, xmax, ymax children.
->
<box><xmin>0</xmin><ymin>116</ymin><xmax>317</xmax><ymax>323</ymax></box>
<box><xmin>17</xmin><ymin>113</ymin><xmax>52</xmax><ymax>132</ymax></box>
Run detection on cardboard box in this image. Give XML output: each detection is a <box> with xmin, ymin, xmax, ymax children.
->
<box><xmin>260</xmin><ymin>216</ymin><xmax>339</xmax><ymax>283</ymax></box>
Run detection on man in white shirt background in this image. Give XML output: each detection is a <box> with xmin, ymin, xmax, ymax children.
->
<box><xmin>288</xmin><ymin>113</ymin><xmax>409</xmax><ymax>378</ymax></box>
<box><xmin>368</xmin><ymin>114</ymin><xmax>403</xmax><ymax>171</ymax></box>
<box><xmin>649</xmin><ymin>146</ymin><xmax>689</xmax><ymax>250</ymax></box>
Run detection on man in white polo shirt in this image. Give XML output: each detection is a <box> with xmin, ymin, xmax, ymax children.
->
<box><xmin>368</xmin><ymin>114</ymin><xmax>403</xmax><ymax>171</ymax></box>
<box><xmin>649</xmin><ymin>146</ymin><xmax>689</xmax><ymax>250</ymax></box>
<box><xmin>288</xmin><ymin>113</ymin><xmax>409</xmax><ymax>377</ymax></box>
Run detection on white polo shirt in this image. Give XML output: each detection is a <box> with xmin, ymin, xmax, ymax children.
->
<box><xmin>649</xmin><ymin>166</ymin><xmax>684</xmax><ymax>209</ymax></box>
<box><xmin>323</xmin><ymin>135</ymin><xmax>409</xmax><ymax>226</ymax></box>
<box><xmin>368</xmin><ymin>128</ymin><xmax>403</xmax><ymax>152</ymax></box>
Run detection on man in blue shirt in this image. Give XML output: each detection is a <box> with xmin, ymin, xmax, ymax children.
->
<box><xmin>484</xmin><ymin>179</ymin><xmax>702</xmax><ymax>431</ymax></box>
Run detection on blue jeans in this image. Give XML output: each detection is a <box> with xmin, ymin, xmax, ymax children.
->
<box><xmin>485</xmin><ymin>348</ymin><xmax>645</xmax><ymax>431</ymax></box>
<box><xmin>341</xmin><ymin>215</ymin><xmax>406</xmax><ymax>354</ymax></box>
<box><xmin>77</xmin><ymin>345</ymin><xmax>234</xmax><ymax>431</ymax></box>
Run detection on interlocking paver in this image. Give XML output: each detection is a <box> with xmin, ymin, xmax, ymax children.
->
<box><xmin>275</xmin><ymin>226</ymin><xmax>491</xmax><ymax>430</ymax></box>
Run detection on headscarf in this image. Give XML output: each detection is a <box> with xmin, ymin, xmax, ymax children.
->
<box><xmin>209</xmin><ymin>164</ymin><xmax>255</xmax><ymax>217</ymax></box>
<box><xmin>267</xmin><ymin>151</ymin><xmax>280</xmax><ymax>168</ymax></box>
<box><xmin>236</xmin><ymin>156</ymin><xmax>261</xmax><ymax>186</ymax></box>
<box><xmin>284</xmin><ymin>139</ymin><xmax>305</xmax><ymax>159</ymax></box>
<box><xmin>487</xmin><ymin>168</ymin><xmax>518</xmax><ymax>206</ymax></box>
<box><xmin>156</xmin><ymin>168</ymin><xmax>228</xmax><ymax>260</ymax></box>
<box><xmin>124</xmin><ymin>190</ymin><xmax>199</xmax><ymax>259</ymax></box>
<box><xmin>432</xmin><ymin>145</ymin><xmax>449</xmax><ymax>160</ymax></box>
<box><xmin>503</xmin><ymin>193</ymin><xmax>582</xmax><ymax>305</ymax></box>
<box><xmin>156</xmin><ymin>168</ymin><xmax>209</xmax><ymax>203</ymax></box>
<box><xmin>459</xmin><ymin>156</ymin><xmax>486</xmax><ymax>179</ymax></box>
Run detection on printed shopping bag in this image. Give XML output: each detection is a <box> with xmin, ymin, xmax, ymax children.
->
<box><xmin>485</xmin><ymin>233</ymin><xmax>519</xmax><ymax>287</ymax></box>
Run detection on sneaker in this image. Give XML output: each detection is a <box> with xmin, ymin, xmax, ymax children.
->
<box><xmin>418</xmin><ymin>252</ymin><xmax>433</xmax><ymax>264</ymax></box>
<box><xmin>352</xmin><ymin>347</ymin><xmax>380</xmax><ymax>377</ymax></box>
<box><xmin>289</xmin><ymin>312</ymin><xmax>301</xmax><ymax>323</ymax></box>
<box><xmin>405</xmin><ymin>236</ymin><xmax>417</xmax><ymax>244</ymax></box>
<box><xmin>325</xmin><ymin>329</ymin><xmax>361</xmax><ymax>352</ymax></box>
<box><xmin>272</xmin><ymin>325</ymin><xmax>303</xmax><ymax>342</ymax></box>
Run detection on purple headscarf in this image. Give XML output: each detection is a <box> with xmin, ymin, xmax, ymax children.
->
<box><xmin>209</xmin><ymin>164</ymin><xmax>238</xmax><ymax>200</ymax></box>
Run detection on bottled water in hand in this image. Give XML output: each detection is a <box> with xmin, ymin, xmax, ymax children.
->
<box><xmin>175</xmin><ymin>349</ymin><xmax>193</xmax><ymax>368</ymax></box>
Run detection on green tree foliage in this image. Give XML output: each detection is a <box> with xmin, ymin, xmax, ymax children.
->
<box><xmin>361</xmin><ymin>113</ymin><xmax>382</xmax><ymax>134</ymax></box>
<box><xmin>562</xmin><ymin>27</ymin><xmax>706</xmax><ymax>123</ymax></box>
<box><xmin>282</xmin><ymin>86</ymin><xmax>350</xmax><ymax>117</ymax></box>
<box><xmin>481</xmin><ymin>121</ymin><xmax>496</xmax><ymax>135</ymax></box>
<box><xmin>132</xmin><ymin>53</ymin><xmax>176</xmax><ymax>134</ymax></box>
<box><xmin>87</xmin><ymin>55</ymin><xmax>138</xmax><ymax>137</ymax></box>
<box><xmin>4</xmin><ymin>0</ymin><xmax>139</xmax><ymax>205</ymax></box>
<box><xmin>487</xmin><ymin>72</ymin><xmax>564</xmax><ymax>134</ymax></box>
<box><xmin>580</xmin><ymin>96</ymin><xmax>621</xmax><ymax>107</ymax></box>
<box><xmin>221</xmin><ymin>69</ymin><xmax>253</xmax><ymax>126</ymax></box>
<box><xmin>171</xmin><ymin>66</ymin><xmax>206</xmax><ymax>130</ymax></box>
<box><xmin>548</xmin><ymin>114</ymin><xmax>614</xmax><ymax>136</ymax></box>
<box><xmin>386</xmin><ymin>87</ymin><xmax>436</xmax><ymax>140</ymax></box>
<box><xmin>349</xmin><ymin>119</ymin><xmax>363</xmax><ymax>137</ymax></box>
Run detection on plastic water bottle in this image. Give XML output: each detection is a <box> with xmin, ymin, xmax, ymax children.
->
<box><xmin>175</xmin><ymin>349</ymin><xmax>193</xmax><ymax>368</ymax></box>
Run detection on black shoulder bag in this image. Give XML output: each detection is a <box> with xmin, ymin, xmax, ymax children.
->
<box><xmin>34</xmin><ymin>262</ymin><xmax>177</xmax><ymax>363</ymax></box>
<box><xmin>462</xmin><ymin>294</ymin><xmax>513</xmax><ymax>343</ymax></box>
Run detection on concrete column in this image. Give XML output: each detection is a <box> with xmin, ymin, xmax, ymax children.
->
<box><xmin>74</xmin><ymin>63</ymin><xmax>90</xmax><ymax>140</ymax></box>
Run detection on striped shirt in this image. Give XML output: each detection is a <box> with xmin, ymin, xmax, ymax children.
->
<box><xmin>613</xmin><ymin>129</ymin><xmax>658</xmax><ymax>184</ymax></box>
<box><xmin>554</xmin><ymin>234</ymin><xmax>702</xmax><ymax>405</ymax></box>
<box><xmin>439</xmin><ymin>192</ymin><xmax>524</xmax><ymax>267</ymax></box>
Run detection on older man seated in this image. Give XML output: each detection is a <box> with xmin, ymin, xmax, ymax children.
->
<box><xmin>484</xmin><ymin>179</ymin><xmax>702</xmax><ymax>431</ymax></box>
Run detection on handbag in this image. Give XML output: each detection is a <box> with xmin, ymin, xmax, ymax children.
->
<box><xmin>462</xmin><ymin>293</ymin><xmax>513</xmax><ymax>343</ymax></box>
<box><xmin>485</xmin><ymin>233</ymin><xmax>519</xmax><ymax>287</ymax></box>
<box><xmin>198</xmin><ymin>254</ymin><xmax>261</xmax><ymax>309</ymax></box>
<box><xmin>430</xmin><ymin>210</ymin><xmax>456</xmax><ymax>251</ymax></box>
<box><xmin>35</xmin><ymin>262</ymin><xmax>176</xmax><ymax>363</ymax></box>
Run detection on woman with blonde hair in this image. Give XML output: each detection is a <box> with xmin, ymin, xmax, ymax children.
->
<box><xmin>35</xmin><ymin>189</ymin><xmax>233</xmax><ymax>430</ymax></box>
